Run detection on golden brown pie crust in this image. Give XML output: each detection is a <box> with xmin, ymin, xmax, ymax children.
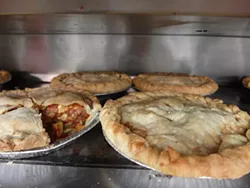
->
<box><xmin>0</xmin><ymin>87</ymin><xmax>101</xmax><ymax>152</ymax></box>
<box><xmin>50</xmin><ymin>71</ymin><xmax>132</xmax><ymax>94</ymax></box>
<box><xmin>242</xmin><ymin>77</ymin><xmax>250</xmax><ymax>89</ymax></box>
<box><xmin>100</xmin><ymin>91</ymin><xmax>250</xmax><ymax>179</ymax></box>
<box><xmin>133</xmin><ymin>73</ymin><xmax>218</xmax><ymax>95</ymax></box>
<box><xmin>0</xmin><ymin>70</ymin><xmax>11</xmax><ymax>84</ymax></box>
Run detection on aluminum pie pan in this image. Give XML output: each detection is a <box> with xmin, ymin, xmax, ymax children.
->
<box><xmin>102</xmin><ymin>129</ymin><xmax>162</xmax><ymax>173</ymax></box>
<box><xmin>102</xmin><ymin>129</ymin><xmax>212</xmax><ymax>179</ymax></box>
<box><xmin>0</xmin><ymin>113</ymin><xmax>100</xmax><ymax>159</ymax></box>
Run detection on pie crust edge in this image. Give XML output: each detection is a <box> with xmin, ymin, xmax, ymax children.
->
<box><xmin>133</xmin><ymin>73</ymin><xmax>219</xmax><ymax>95</ymax></box>
<box><xmin>100</xmin><ymin>91</ymin><xmax>250</xmax><ymax>179</ymax></box>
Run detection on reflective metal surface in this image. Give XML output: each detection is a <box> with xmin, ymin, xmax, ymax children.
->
<box><xmin>0</xmin><ymin>14</ymin><xmax>250</xmax><ymax>37</ymax></box>
<box><xmin>0</xmin><ymin>14</ymin><xmax>250</xmax><ymax>82</ymax></box>
<box><xmin>1</xmin><ymin>0</ymin><xmax>250</xmax><ymax>17</ymax></box>
<box><xmin>1</xmin><ymin>34</ymin><xmax>250</xmax><ymax>81</ymax></box>
<box><xmin>0</xmin><ymin>164</ymin><xmax>250</xmax><ymax>188</ymax></box>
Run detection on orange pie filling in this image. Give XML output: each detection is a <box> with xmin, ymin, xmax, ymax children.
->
<box><xmin>41</xmin><ymin>103</ymin><xmax>89</xmax><ymax>141</ymax></box>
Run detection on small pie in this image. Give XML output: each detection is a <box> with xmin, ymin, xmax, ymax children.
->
<box><xmin>0</xmin><ymin>70</ymin><xmax>11</xmax><ymax>84</ymax></box>
<box><xmin>100</xmin><ymin>91</ymin><xmax>250</xmax><ymax>179</ymax></box>
<box><xmin>242</xmin><ymin>77</ymin><xmax>250</xmax><ymax>89</ymax></box>
<box><xmin>50</xmin><ymin>71</ymin><xmax>132</xmax><ymax>94</ymax></box>
<box><xmin>0</xmin><ymin>87</ymin><xmax>101</xmax><ymax>151</ymax></box>
<box><xmin>133</xmin><ymin>73</ymin><xmax>218</xmax><ymax>95</ymax></box>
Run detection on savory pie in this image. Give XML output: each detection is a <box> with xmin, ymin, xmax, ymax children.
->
<box><xmin>0</xmin><ymin>70</ymin><xmax>11</xmax><ymax>84</ymax></box>
<box><xmin>242</xmin><ymin>77</ymin><xmax>250</xmax><ymax>89</ymax></box>
<box><xmin>0</xmin><ymin>87</ymin><xmax>101</xmax><ymax>151</ymax></box>
<box><xmin>100</xmin><ymin>91</ymin><xmax>250</xmax><ymax>179</ymax></box>
<box><xmin>26</xmin><ymin>87</ymin><xmax>101</xmax><ymax>141</ymax></box>
<box><xmin>50</xmin><ymin>71</ymin><xmax>132</xmax><ymax>94</ymax></box>
<box><xmin>133</xmin><ymin>73</ymin><xmax>218</xmax><ymax>95</ymax></box>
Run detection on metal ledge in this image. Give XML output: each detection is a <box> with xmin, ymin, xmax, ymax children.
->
<box><xmin>1</xmin><ymin>0</ymin><xmax>250</xmax><ymax>17</ymax></box>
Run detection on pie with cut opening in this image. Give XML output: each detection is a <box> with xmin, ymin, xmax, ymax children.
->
<box><xmin>133</xmin><ymin>73</ymin><xmax>218</xmax><ymax>95</ymax></box>
<box><xmin>0</xmin><ymin>87</ymin><xmax>101</xmax><ymax>151</ymax></box>
<box><xmin>100</xmin><ymin>91</ymin><xmax>250</xmax><ymax>179</ymax></box>
<box><xmin>50</xmin><ymin>71</ymin><xmax>132</xmax><ymax>94</ymax></box>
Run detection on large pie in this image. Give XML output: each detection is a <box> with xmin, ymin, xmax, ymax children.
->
<box><xmin>0</xmin><ymin>87</ymin><xmax>101</xmax><ymax>151</ymax></box>
<box><xmin>133</xmin><ymin>73</ymin><xmax>219</xmax><ymax>95</ymax></box>
<box><xmin>100</xmin><ymin>91</ymin><xmax>250</xmax><ymax>179</ymax></box>
<box><xmin>50</xmin><ymin>71</ymin><xmax>132</xmax><ymax>94</ymax></box>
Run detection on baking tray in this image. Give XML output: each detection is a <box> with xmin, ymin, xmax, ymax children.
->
<box><xmin>0</xmin><ymin>113</ymin><xmax>100</xmax><ymax>159</ymax></box>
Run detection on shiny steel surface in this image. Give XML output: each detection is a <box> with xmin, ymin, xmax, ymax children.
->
<box><xmin>0</xmin><ymin>14</ymin><xmax>250</xmax><ymax>81</ymax></box>
<box><xmin>1</xmin><ymin>0</ymin><xmax>250</xmax><ymax>17</ymax></box>
<box><xmin>0</xmin><ymin>14</ymin><xmax>249</xmax><ymax>37</ymax></box>
<box><xmin>0</xmin><ymin>113</ymin><xmax>99</xmax><ymax>159</ymax></box>
<box><xmin>0</xmin><ymin>161</ymin><xmax>249</xmax><ymax>188</ymax></box>
<box><xmin>1</xmin><ymin>34</ymin><xmax>250</xmax><ymax>81</ymax></box>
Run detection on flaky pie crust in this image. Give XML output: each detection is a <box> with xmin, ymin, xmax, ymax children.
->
<box><xmin>133</xmin><ymin>72</ymin><xmax>218</xmax><ymax>95</ymax></box>
<box><xmin>0</xmin><ymin>87</ymin><xmax>101</xmax><ymax>152</ymax></box>
<box><xmin>100</xmin><ymin>91</ymin><xmax>250</xmax><ymax>179</ymax></box>
<box><xmin>50</xmin><ymin>71</ymin><xmax>132</xmax><ymax>94</ymax></box>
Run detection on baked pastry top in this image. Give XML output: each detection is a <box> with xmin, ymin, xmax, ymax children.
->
<box><xmin>50</xmin><ymin>71</ymin><xmax>132</xmax><ymax>94</ymax></box>
<box><xmin>133</xmin><ymin>73</ymin><xmax>218</xmax><ymax>95</ymax></box>
<box><xmin>100</xmin><ymin>91</ymin><xmax>250</xmax><ymax>179</ymax></box>
<box><xmin>0</xmin><ymin>107</ymin><xmax>50</xmax><ymax>151</ymax></box>
<box><xmin>0</xmin><ymin>87</ymin><xmax>101</xmax><ymax>151</ymax></box>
